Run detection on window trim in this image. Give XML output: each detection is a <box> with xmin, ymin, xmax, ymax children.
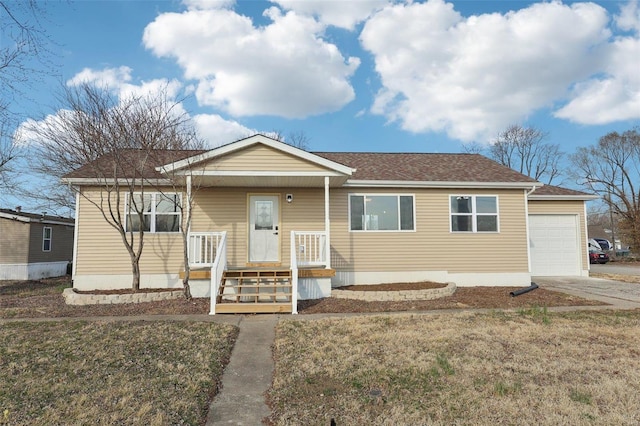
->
<box><xmin>348</xmin><ymin>193</ymin><xmax>416</xmax><ymax>232</ymax></box>
<box><xmin>449</xmin><ymin>195</ymin><xmax>500</xmax><ymax>233</ymax></box>
<box><xmin>124</xmin><ymin>192</ymin><xmax>182</xmax><ymax>233</ymax></box>
<box><xmin>42</xmin><ymin>227</ymin><xmax>52</xmax><ymax>252</ymax></box>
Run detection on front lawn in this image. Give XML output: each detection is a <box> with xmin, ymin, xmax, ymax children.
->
<box><xmin>269</xmin><ymin>309</ymin><xmax>640</xmax><ymax>425</ymax></box>
<box><xmin>0</xmin><ymin>321</ymin><xmax>238</xmax><ymax>425</ymax></box>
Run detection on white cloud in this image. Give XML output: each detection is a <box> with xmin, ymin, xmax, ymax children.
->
<box><xmin>361</xmin><ymin>0</ymin><xmax>619</xmax><ymax>142</ymax></box>
<box><xmin>20</xmin><ymin>66</ymin><xmax>254</xmax><ymax>149</ymax></box>
<box><xmin>615</xmin><ymin>0</ymin><xmax>640</xmax><ymax>33</ymax></box>
<box><xmin>273</xmin><ymin>0</ymin><xmax>389</xmax><ymax>30</ymax></box>
<box><xmin>67</xmin><ymin>66</ymin><xmax>183</xmax><ymax>104</ymax></box>
<box><xmin>67</xmin><ymin>66</ymin><xmax>133</xmax><ymax>88</ymax></box>
<box><xmin>142</xmin><ymin>5</ymin><xmax>359</xmax><ymax>118</ymax></box>
<box><xmin>192</xmin><ymin>114</ymin><xmax>255</xmax><ymax>147</ymax></box>
<box><xmin>555</xmin><ymin>1</ymin><xmax>640</xmax><ymax>124</ymax></box>
<box><xmin>554</xmin><ymin>36</ymin><xmax>640</xmax><ymax>124</ymax></box>
<box><xmin>182</xmin><ymin>0</ymin><xmax>235</xmax><ymax>11</ymax></box>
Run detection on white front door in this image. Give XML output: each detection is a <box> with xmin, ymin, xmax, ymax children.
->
<box><xmin>249</xmin><ymin>195</ymin><xmax>280</xmax><ymax>262</ymax></box>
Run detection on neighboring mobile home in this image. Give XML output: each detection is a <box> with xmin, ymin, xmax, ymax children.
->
<box><xmin>0</xmin><ymin>208</ymin><xmax>75</xmax><ymax>280</ymax></box>
<box><xmin>64</xmin><ymin>135</ymin><xmax>596</xmax><ymax>313</ymax></box>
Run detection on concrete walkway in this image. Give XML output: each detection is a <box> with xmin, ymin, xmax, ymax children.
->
<box><xmin>206</xmin><ymin>315</ymin><xmax>279</xmax><ymax>425</ymax></box>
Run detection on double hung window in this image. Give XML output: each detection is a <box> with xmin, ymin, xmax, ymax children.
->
<box><xmin>126</xmin><ymin>193</ymin><xmax>181</xmax><ymax>233</ymax></box>
<box><xmin>450</xmin><ymin>195</ymin><xmax>498</xmax><ymax>232</ymax></box>
<box><xmin>349</xmin><ymin>194</ymin><xmax>415</xmax><ymax>231</ymax></box>
<box><xmin>42</xmin><ymin>227</ymin><xmax>52</xmax><ymax>251</ymax></box>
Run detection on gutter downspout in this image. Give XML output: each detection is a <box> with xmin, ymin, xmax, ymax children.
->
<box><xmin>524</xmin><ymin>185</ymin><xmax>538</xmax><ymax>276</ymax></box>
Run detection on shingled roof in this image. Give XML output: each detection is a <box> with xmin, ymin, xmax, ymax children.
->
<box><xmin>530</xmin><ymin>184</ymin><xmax>596</xmax><ymax>198</ymax></box>
<box><xmin>314</xmin><ymin>152</ymin><xmax>537</xmax><ymax>183</ymax></box>
<box><xmin>64</xmin><ymin>146</ymin><xmax>538</xmax><ymax>185</ymax></box>
<box><xmin>64</xmin><ymin>149</ymin><xmax>207</xmax><ymax>180</ymax></box>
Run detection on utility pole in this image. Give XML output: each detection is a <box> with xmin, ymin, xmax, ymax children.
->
<box><xmin>607</xmin><ymin>193</ymin><xmax>616</xmax><ymax>259</ymax></box>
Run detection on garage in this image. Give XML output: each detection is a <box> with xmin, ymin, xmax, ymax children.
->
<box><xmin>529</xmin><ymin>214</ymin><xmax>580</xmax><ymax>276</ymax></box>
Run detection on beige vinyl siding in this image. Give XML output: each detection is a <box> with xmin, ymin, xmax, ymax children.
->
<box><xmin>0</xmin><ymin>219</ymin><xmax>29</xmax><ymax>264</ymax></box>
<box><xmin>75</xmin><ymin>188</ymin><xmax>184</xmax><ymax>275</ymax></box>
<box><xmin>329</xmin><ymin>188</ymin><xmax>529</xmax><ymax>273</ymax></box>
<box><xmin>75</xmin><ymin>184</ymin><xmax>530</xmax><ymax>276</ymax></box>
<box><xmin>191</xmin><ymin>187</ymin><xmax>325</xmax><ymax>267</ymax></box>
<box><xmin>27</xmin><ymin>223</ymin><xmax>74</xmax><ymax>263</ymax></box>
<box><xmin>528</xmin><ymin>199</ymin><xmax>588</xmax><ymax>271</ymax></box>
<box><xmin>202</xmin><ymin>144</ymin><xmax>329</xmax><ymax>172</ymax></box>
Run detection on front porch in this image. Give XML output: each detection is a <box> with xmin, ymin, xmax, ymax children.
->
<box><xmin>184</xmin><ymin>231</ymin><xmax>335</xmax><ymax>314</ymax></box>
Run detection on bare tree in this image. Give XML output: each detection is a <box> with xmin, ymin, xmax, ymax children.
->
<box><xmin>28</xmin><ymin>83</ymin><xmax>200</xmax><ymax>291</ymax></box>
<box><xmin>0</xmin><ymin>1</ymin><xmax>57</xmax><ymax>100</ymax></box>
<box><xmin>0</xmin><ymin>108</ymin><xmax>18</xmax><ymax>193</ymax></box>
<box><xmin>489</xmin><ymin>124</ymin><xmax>564</xmax><ymax>185</ymax></box>
<box><xmin>461</xmin><ymin>142</ymin><xmax>485</xmax><ymax>155</ymax></box>
<box><xmin>571</xmin><ymin>128</ymin><xmax>640</xmax><ymax>251</ymax></box>
<box><xmin>270</xmin><ymin>129</ymin><xmax>311</xmax><ymax>150</ymax></box>
<box><xmin>0</xmin><ymin>1</ymin><xmax>58</xmax><ymax>191</ymax></box>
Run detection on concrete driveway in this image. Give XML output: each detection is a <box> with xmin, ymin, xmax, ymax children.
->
<box><xmin>534</xmin><ymin>275</ymin><xmax>640</xmax><ymax>309</ymax></box>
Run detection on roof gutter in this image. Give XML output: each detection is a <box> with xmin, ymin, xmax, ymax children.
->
<box><xmin>343</xmin><ymin>180</ymin><xmax>544</xmax><ymax>190</ymax></box>
<box><xmin>0</xmin><ymin>211</ymin><xmax>74</xmax><ymax>226</ymax></box>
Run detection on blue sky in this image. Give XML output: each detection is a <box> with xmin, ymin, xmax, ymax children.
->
<box><xmin>4</xmin><ymin>0</ymin><xmax>640</xmax><ymax>211</ymax></box>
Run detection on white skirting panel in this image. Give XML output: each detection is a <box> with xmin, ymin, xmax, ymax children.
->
<box><xmin>72</xmin><ymin>274</ymin><xmax>332</xmax><ymax>300</ymax></box>
<box><xmin>0</xmin><ymin>262</ymin><xmax>70</xmax><ymax>280</ymax></box>
<box><xmin>331</xmin><ymin>270</ymin><xmax>531</xmax><ymax>288</ymax></box>
<box><xmin>299</xmin><ymin>277</ymin><xmax>331</xmax><ymax>300</ymax></box>
<box><xmin>447</xmin><ymin>272</ymin><xmax>531</xmax><ymax>287</ymax></box>
<box><xmin>332</xmin><ymin>270</ymin><xmax>449</xmax><ymax>287</ymax></box>
<box><xmin>73</xmin><ymin>274</ymin><xmax>182</xmax><ymax>291</ymax></box>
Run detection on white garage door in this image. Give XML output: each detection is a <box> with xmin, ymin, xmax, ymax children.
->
<box><xmin>529</xmin><ymin>215</ymin><xmax>580</xmax><ymax>276</ymax></box>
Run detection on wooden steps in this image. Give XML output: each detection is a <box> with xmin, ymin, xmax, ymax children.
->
<box><xmin>215</xmin><ymin>269</ymin><xmax>294</xmax><ymax>314</ymax></box>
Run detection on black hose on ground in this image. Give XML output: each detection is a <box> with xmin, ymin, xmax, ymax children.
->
<box><xmin>510</xmin><ymin>282</ymin><xmax>539</xmax><ymax>297</ymax></box>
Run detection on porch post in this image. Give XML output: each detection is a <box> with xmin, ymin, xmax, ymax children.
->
<box><xmin>324</xmin><ymin>176</ymin><xmax>331</xmax><ymax>269</ymax></box>
<box><xmin>186</xmin><ymin>175</ymin><xmax>192</xmax><ymax>235</ymax></box>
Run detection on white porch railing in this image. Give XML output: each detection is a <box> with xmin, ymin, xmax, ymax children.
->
<box><xmin>188</xmin><ymin>232</ymin><xmax>225</xmax><ymax>267</ymax></box>
<box><xmin>290</xmin><ymin>232</ymin><xmax>299</xmax><ymax>315</ymax></box>
<box><xmin>209</xmin><ymin>231</ymin><xmax>227</xmax><ymax>315</ymax></box>
<box><xmin>292</xmin><ymin>231</ymin><xmax>327</xmax><ymax>267</ymax></box>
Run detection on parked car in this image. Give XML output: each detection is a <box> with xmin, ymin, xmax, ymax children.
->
<box><xmin>589</xmin><ymin>248</ymin><xmax>610</xmax><ymax>264</ymax></box>
<box><xmin>593</xmin><ymin>238</ymin><xmax>612</xmax><ymax>251</ymax></box>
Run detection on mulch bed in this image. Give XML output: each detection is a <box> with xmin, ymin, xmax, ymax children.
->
<box><xmin>297</xmin><ymin>286</ymin><xmax>603</xmax><ymax>314</ymax></box>
<box><xmin>0</xmin><ymin>276</ymin><xmax>604</xmax><ymax>319</ymax></box>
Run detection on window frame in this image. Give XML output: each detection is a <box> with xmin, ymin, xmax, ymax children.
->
<box><xmin>449</xmin><ymin>195</ymin><xmax>500</xmax><ymax>233</ymax></box>
<box><xmin>125</xmin><ymin>192</ymin><xmax>182</xmax><ymax>234</ymax></box>
<box><xmin>348</xmin><ymin>193</ymin><xmax>416</xmax><ymax>232</ymax></box>
<box><xmin>42</xmin><ymin>227</ymin><xmax>52</xmax><ymax>252</ymax></box>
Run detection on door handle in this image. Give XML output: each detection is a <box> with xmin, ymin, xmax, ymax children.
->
<box><xmin>273</xmin><ymin>232</ymin><xmax>278</xmax><ymax>235</ymax></box>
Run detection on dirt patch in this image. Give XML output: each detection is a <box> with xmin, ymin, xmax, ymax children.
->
<box><xmin>339</xmin><ymin>281</ymin><xmax>447</xmax><ymax>291</ymax></box>
<box><xmin>591</xmin><ymin>273</ymin><xmax>640</xmax><ymax>284</ymax></box>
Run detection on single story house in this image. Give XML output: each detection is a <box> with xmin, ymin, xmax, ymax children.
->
<box><xmin>0</xmin><ymin>208</ymin><xmax>75</xmax><ymax>280</ymax></box>
<box><xmin>63</xmin><ymin>134</ymin><xmax>596</xmax><ymax>313</ymax></box>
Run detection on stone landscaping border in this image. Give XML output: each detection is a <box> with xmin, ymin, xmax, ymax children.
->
<box><xmin>332</xmin><ymin>282</ymin><xmax>456</xmax><ymax>302</ymax></box>
<box><xmin>63</xmin><ymin>288</ymin><xmax>184</xmax><ymax>306</ymax></box>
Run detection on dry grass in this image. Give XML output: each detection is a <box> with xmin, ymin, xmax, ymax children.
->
<box><xmin>0</xmin><ymin>321</ymin><xmax>238</xmax><ymax>425</ymax></box>
<box><xmin>590</xmin><ymin>273</ymin><xmax>640</xmax><ymax>284</ymax></box>
<box><xmin>269</xmin><ymin>309</ymin><xmax>640</xmax><ymax>425</ymax></box>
